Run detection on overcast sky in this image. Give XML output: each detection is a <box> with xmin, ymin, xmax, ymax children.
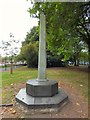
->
<box><xmin>0</xmin><ymin>0</ymin><xmax>38</xmax><ymax>57</ymax></box>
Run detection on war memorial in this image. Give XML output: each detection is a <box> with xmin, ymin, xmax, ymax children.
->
<box><xmin>16</xmin><ymin>0</ymin><xmax>68</xmax><ymax>110</ymax></box>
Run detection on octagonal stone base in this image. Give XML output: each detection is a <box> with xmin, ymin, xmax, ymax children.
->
<box><xmin>16</xmin><ymin>88</ymin><xmax>68</xmax><ymax>108</ymax></box>
<box><xmin>26</xmin><ymin>80</ymin><xmax>58</xmax><ymax>97</ymax></box>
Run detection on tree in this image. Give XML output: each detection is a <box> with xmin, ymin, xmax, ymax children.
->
<box><xmin>0</xmin><ymin>33</ymin><xmax>19</xmax><ymax>74</ymax></box>
<box><xmin>20</xmin><ymin>25</ymin><xmax>66</xmax><ymax>67</ymax></box>
<box><xmin>28</xmin><ymin>2</ymin><xmax>87</xmax><ymax>66</ymax></box>
<box><xmin>77</xmin><ymin>2</ymin><xmax>90</xmax><ymax>51</ymax></box>
<box><xmin>20</xmin><ymin>42</ymin><xmax>38</xmax><ymax>68</ymax></box>
<box><xmin>80</xmin><ymin>51</ymin><xmax>88</xmax><ymax>65</ymax></box>
<box><xmin>71</xmin><ymin>39</ymin><xmax>86</xmax><ymax>66</ymax></box>
<box><xmin>9</xmin><ymin>33</ymin><xmax>20</xmax><ymax>74</ymax></box>
<box><xmin>1</xmin><ymin>40</ymin><xmax>10</xmax><ymax>70</ymax></box>
<box><xmin>77</xmin><ymin>2</ymin><xmax>90</xmax><ymax>67</ymax></box>
<box><xmin>19</xmin><ymin>26</ymin><xmax>39</xmax><ymax>68</ymax></box>
<box><xmin>22</xmin><ymin>26</ymin><xmax>39</xmax><ymax>46</ymax></box>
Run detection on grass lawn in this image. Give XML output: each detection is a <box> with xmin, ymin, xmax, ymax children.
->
<box><xmin>2</xmin><ymin>67</ymin><xmax>38</xmax><ymax>87</ymax></box>
<box><xmin>1</xmin><ymin>66</ymin><xmax>88</xmax><ymax>103</ymax></box>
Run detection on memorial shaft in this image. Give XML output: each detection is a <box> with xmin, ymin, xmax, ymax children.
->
<box><xmin>38</xmin><ymin>13</ymin><xmax>47</xmax><ymax>81</ymax></box>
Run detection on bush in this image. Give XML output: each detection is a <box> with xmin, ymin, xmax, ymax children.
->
<box><xmin>20</xmin><ymin>43</ymin><xmax>38</xmax><ymax>68</ymax></box>
<box><xmin>47</xmin><ymin>55</ymin><xmax>66</xmax><ymax>67</ymax></box>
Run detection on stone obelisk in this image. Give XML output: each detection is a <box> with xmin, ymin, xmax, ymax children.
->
<box><xmin>38</xmin><ymin>13</ymin><xmax>47</xmax><ymax>81</ymax></box>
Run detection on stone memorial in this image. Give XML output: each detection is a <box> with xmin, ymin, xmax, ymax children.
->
<box><xmin>16</xmin><ymin>8</ymin><xmax>68</xmax><ymax>108</ymax></box>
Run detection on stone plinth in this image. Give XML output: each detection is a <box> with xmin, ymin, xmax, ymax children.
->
<box><xmin>16</xmin><ymin>86</ymin><xmax>68</xmax><ymax>108</ymax></box>
<box><xmin>26</xmin><ymin>80</ymin><xmax>58</xmax><ymax>97</ymax></box>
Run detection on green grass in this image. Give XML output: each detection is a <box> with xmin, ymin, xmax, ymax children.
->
<box><xmin>2</xmin><ymin>66</ymin><xmax>38</xmax><ymax>87</ymax></box>
<box><xmin>1</xmin><ymin>66</ymin><xmax>88</xmax><ymax>101</ymax></box>
<box><xmin>47</xmin><ymin>67</ymin><xmax>88</xmax><ymax>99</ymax></box>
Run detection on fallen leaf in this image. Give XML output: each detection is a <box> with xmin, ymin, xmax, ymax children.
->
<box><xmin>76</xmin><ymin>102</ymin><xmax>80</xmax><ymax>106</ymax></box>
<box><xmin>1</xmin><ymin>112</ymin><xmax>3</xmax><ymax>115</ymax></box>
<box><xmin>13</xmin><ymin>94</ymin><xmax>15</xmax><ymax>96</ymax></box>
<box><xmin>9</xmin><ymin>108</ymin><xmax>13</xmax><ymax>111</ymax></box>
<box><xmin>31</xmin><ymin>112</ymin><xmax>34</xmax><ymax>115</ymax></box>
<box><xmin>78</xmin><ymin>110</ymin><xmax>82</xmax><ymax>113</ymax></box>
<box><xmin>21</xmin><ymin>116</ymin><xmax>24</xmax><ymax>118</ymax></box>
<box><xmin>11</xmin><ymin>98</ymin><xmax>15</xmax><ymax>102</ymax></box>
<box><xmin>11</xmin><ymin>110</ymin><xmax>16</xmax><ymax>114</ymax></box>
<box><xmin>3</xmin><ymin>107</ymin><xmax>7</xmax><ymax>112</ymax></box>
<box><xmin>83</xmin><ymin>113</ymin><xmax>87</xmax><ymax>116</ymax></box>
<box><xmin>11</xmin><ymin>83</ymin><xmax>13</xmax><ymax>86</ymax></box>
<box><xmin>63</xmin><ymin>114</ymin><xmax>67</xmax><ymax>116</ymax></box>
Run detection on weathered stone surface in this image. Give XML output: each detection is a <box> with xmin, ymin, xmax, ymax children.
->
<box><xmin>16</xmin><ymin>88</ymin><xmax>68</xmax><ymax>108</ymax></box>
<box><xmin>26</xmin><ymin>79</ymin><xmax>58</xmax><ymax>97</ymax></box>
<box><xmin>38</xmin><ymin>13</ymin><xmax>46</xmax><ymax>81</ymax></box>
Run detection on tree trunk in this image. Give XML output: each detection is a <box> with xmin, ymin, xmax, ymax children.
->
<box><xmin>77</xmin><ymin>58</ymin><xmax>79</xmax><ymax>66</ymax></box>
<box><xmin>4</xmin><ymin>57</ymin><xmax>7</xmax><ymax>71</ymax></box>
<box><xmin>74</xmin><ymin>60</ymin><xmax>77</xmax><ymax>66</ymax></box>
<box><xmin>84</xmin><ymin>58</ymin><xmax>85</xmax><ymax>65</ymax></box>
<box><xmin>88</xmin><ymin>44</ymin><xmax>90</xmax><ymax>69</ymax></box>
<box><xmin>74</xmin><ymin>55</ymin><xmax>79</xmax><ymax>66</ymax></box>
<box><xmin>74</xmin><ymin>56</ymin><xmax>77</xmax><ymax>66</ymax></box>
<box><xmin>74</xmin><ymin>52</ymin><xmax>80</xmax><ymax>67</ymax></box>
<box><xmin>10</xmin><ymin>58</ymin><xmax>13</xmax><ymax>74</ymax></box>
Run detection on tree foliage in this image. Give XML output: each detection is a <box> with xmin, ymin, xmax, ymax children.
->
<box><xmin>19</xmin><ymin>26</ymin><xmax>39</xmax><ymax>68</ymax></box>
<box><xmin>28</xmin><ymin>2</ymin><xmax>89</xmax><ymax>66</ymax></box>
<box><xmin>0</xmin><ymin>33</ymin><xmax>19</xmax><ymax>73</ymax></box>
<box><xmin>22</xmin><ymin>26</ymin><xmax>39</xmax><ymax>45</ymax></box>
<box><xmin>77</xmin><ymin>2</ymin><xmax>90</xmax><ymax>51</ymax></box>
<box><xmin>20</xmin><ymin>42</ymin><xmax>38</xmax><ymax>68</ymax></box>
<box><xmin>80</xmin><ymin>51</ymin><xmax>88</xmax><ymax>65</ymax></box>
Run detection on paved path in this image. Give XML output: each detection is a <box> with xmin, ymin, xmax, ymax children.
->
<box><xmin>0</xmin><ymin>66</ymin><xmax>20</xmax><ymax>72</ymax></box>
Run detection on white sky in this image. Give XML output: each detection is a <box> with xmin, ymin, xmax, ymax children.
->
<box><xmin>0</xmin><ymin>0</ymin><xmax>38</xmax><ymax>57</ymax></box>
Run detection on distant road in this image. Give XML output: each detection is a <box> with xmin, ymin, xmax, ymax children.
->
<box><xmin>0</xmin><ymin>66</ymin><xmax>20</xmax><ymax>72</ymax></box>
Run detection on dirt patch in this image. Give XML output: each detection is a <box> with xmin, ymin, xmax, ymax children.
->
<box><xmin>0</xmin><ymin>81</ymin><xmax>88</xmax><ymax>119</ymax></box>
